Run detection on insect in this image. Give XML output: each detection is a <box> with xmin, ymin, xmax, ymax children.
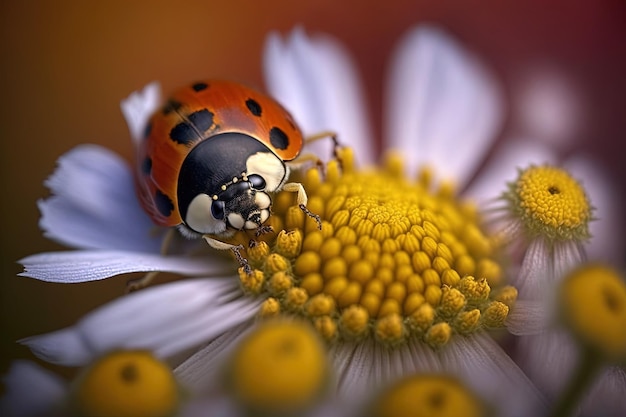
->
<box><xmin>132</xmin><ymin>80</ymin><xmax>324</xmax><ymax>287</ymax></box>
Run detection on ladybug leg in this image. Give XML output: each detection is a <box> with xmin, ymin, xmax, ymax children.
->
<box><xmin>282</xmin><ymin>182</ymin><xmax>322</xmax><ymax>230</ymax></box>
<box><xmin>126</xmin><ymin>228</ymin><xmax>177</xmax><ymax>292</ymax></box>
<box><xmin>255</xmin><ymin>224</ymin><xmax>274</xmax><ymax>237</ymax></box>
<box><xmin>304</xmin><ymin>131</ymin><xmax>341</xmax><ymax>161</ymax></box>
<box><xmin>202</xmin><ymin>235</ymin><xmax>252</xmax><ymax>274</ymax></box>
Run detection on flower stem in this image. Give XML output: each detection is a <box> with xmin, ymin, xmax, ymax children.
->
<box><xmin>548</xmin><ymin>347</ymin><xmax>603</xmax><ymax>417</ymax></box>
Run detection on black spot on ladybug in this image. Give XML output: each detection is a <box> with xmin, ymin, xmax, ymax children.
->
<box><xmin>245</xmin><ymin>98</ymin><xmax>262</xmax><ymax>117</ymax></box>
<box><xmin>269</xmin><ymin>127</ymin><xmax>289</xmax><ymax>150</ymax></box>
<box><xmin>141</xmin><ymin>157</ymin><xmax>152</xmax><ymax>174</ymax></box>
<box><xmin>163</xmin><ymin>100</ymin><xmax>182</xmax><ymax>115</ymax></box>
<box><xmin>143</xmin><ymin>122</ymin><xmax>152</xmax><ymax>139</ymax></box>
<box><xmin>192</xmin><ymin>82</ymin><xmax>208</xmax><ymax>92</ymax></box>
<box><xmin>170</xmin><ymin>122</ymin><xmax>196</xmax><ymax>145</ymax></box>
<box><xmin>169</xmin><ymin>109</ymin><xmax>215</xmax><ymax>145</ymax></box>
<box><xmin>188</xmin><ymin>109</ymin><xmax>214</xmax><ymax>132</ymax></box>
<box><xmin>155</xmin><ymin>189</ymin><xmax>174</xmax><ymax>217</ymax></box>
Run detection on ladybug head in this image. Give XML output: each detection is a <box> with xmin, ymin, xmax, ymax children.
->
<box><xmin>181</xmin><ymin>174</ymin><xmax>271</xmax><ymax>236</ymax></box>
<box><xmin>177</xmin><ymin>133</ymin><xmax>287</xmax><ymax>237</ymax></box>
<box><xmin>210</xmin><ymin>175</ymin><xmax>272</xmax><ymax>230</ymax></box>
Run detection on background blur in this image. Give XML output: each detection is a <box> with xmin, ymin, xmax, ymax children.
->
<box><xmin>1</xmin><ymin>0</ymin><xmax>625</xmax><ymax>377</ymax></box>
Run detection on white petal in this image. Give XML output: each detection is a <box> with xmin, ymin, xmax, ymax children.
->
<box><xmin>441</xmin><ymin>333</ymin><xmax>547</xmax><ymax>417</ymax></box>
<box><xmin>464</xmin><ymin>137</ymin><xmax>557</xmax><ymax>202</ymax></box>
<box><xmin>21</xmin><ymin>278</ymin><xmax>260</xmax><ymax>366</ymax></box>
<box><xmin>264</xmin><ymin>27</ymin><xmax>374</xmax><ymax>165</ymax></box>
<box><xmin>564</xmin><ymin>155</ymin><xmax>624</xmax><ymax>263</ymax></box>
<box><xmin>506</xmin><ymin>299</ymin><xmax>549</xmax><ymax>335</ymax></box>
<box><xmin>514</xmin><ymin>237</ymin><xmax>555</xmax><ymax>299</ymax></box>
<box><xmin>40</xmin><ymin>144</ymin><xmax>161</xmax><ymax>253</ymax></box>
<box><xmin>514</xmin><ymin>237</ymin><xmax>584</xmax><ymax>301</ymax></box>
<box><xmin>120</xmin><ymin>81</ymin><xmax>161</xmax><ymax>147</ymax></box>
<box><xmin>331</xmin><ymin>339</ymin><xmax>441</xmax><ymax>405</ymax></box>
<box><xmin>385</xmin><ymin>25</ymin><xmax>503</xmax><ymax>185</ymax></box>
<box><xmin>174</xmin><ymin>321</ymin><xmax>253</xmax><ymax>393</ymax></box>
<box><xmin>19</xmin><ymin>249</ymin><xmax>231</xmax><ymax>282</ymax></box>
<box><xmin>516</xmin><ymin>330</ymin><xmax>579</xmax><ymax>402</ymax></box>
<box><xmin>582</xmin><ymin>366</ymin><xmax>626</xmax><ymax>417</ymax></box>
<box><xmin>0</xmin><ymin>360</ymin><xmax>67</xmax><ymax>417</ymax></box>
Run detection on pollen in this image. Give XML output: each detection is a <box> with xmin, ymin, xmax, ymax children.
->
<box><xmin>240</xmin><ymin>148</ymin><xmax>514</xmax><ymax>348</ymax></box>
<box><xmin>69</xmin><ymin>350</ymin><xmax>179</xmax><ymax>417</ymax></box>
<box><xmin>504</xmin><ymin>165</ymin><xmax>592</xmax><ymax>242</ymax></box>
<box><xmin>371</xmin><ymin>374</ymin><xmax>485</xmax><ymax>417</ymax></box>
<box><xmin>227</xmin><ymin>319</ymin><xmax>328</xmax><ymax>414</ymax></box>
<box><xmin>559</xmin><ymin>264</ymin><xmax>626</xmax><ymax>360</ymax></box>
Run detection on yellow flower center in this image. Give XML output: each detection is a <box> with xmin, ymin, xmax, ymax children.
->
<box><xmin>371</xmin><ymin>374</ymin><xmax>485</xmax><ymax>417</ymax></box>
<box><xmin>236</xmin><ymin>148</ymin><xmax>515</xmax><ymax>347</ymax></box>
<box><xmin>505</xmin><ymin>165</ymin><xmax>592</xmax><ymax>241</ymax></box>
<box><xmin>69</xmin><ymin>350</ymin><xmax>179</xmax><ymax>417</ymax></box>
<box><xmin>559</xmin><ymin>264</ymin><xmax>626</xmax><ymax>360</ymax></box>
<box><xmin>227</xmin><ymin>319</ymin><xmax>328</xmax><ymax>414</ymax></box>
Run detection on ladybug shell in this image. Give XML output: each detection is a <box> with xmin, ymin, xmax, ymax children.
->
<box><xmin>135</xmin><ymin>80</ymin><xmax>304</xmax><ymax>228</ymax></box>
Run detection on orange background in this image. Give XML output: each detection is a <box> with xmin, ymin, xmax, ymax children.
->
<box><xmin>1</xmin><ymin>0</ymin><xmax>625</xmax><ymax>377</ymax></box>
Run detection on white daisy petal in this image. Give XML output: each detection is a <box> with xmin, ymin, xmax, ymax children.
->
<box><xmin>264</xmin><ymin>27</ymin><xmax>374</xmax><ymax>164</ymax></box>
<box><xmin>19</xmin><ymin>249</ymin><xmax>230</xmax><ymax>283</ymax></box>
<box><xmin>40</xmin><ymin>144</ymin><xmax>161</xmax><ymax>253</ymax></box>
<box><xmin>174</xmin><ymin>322</ymin><xmax>253</xmax><ymax>393</ymax></box>
<box><xmin>385</xmin><ymin>25</ymin><xmax>503</xmax><ymax>185</ymax></box>
<box><xmin>441</xmin><ymin>333</ymin><xmax>547</xmax><ymax>416</ymax></box>
<box><xmin>583</xmin><ymin>366</ymin><xmax>626</xmax><ymax>417</ymax></box>
<box><xmin>464</xmin><ymin>137</ymin><xmax>557</xmax><ymax>202</ymax></box>
<box><xmin>21</xmin><ymin>278</ymin><xmax>260</xmax><ymax>366</ymax></box>
<box><xmin>506</xmin><ymin>299</ymin><xmax>549</xmax><ymax>335</ymax></box>
<box><xmin>564</xmin><ymin>155</ymin><xmax>625</xmax><ymax>264</ymax></box>
<box><xmin>517</xmin><ymin>330</ymin><xmax>579</xmax><ymax>402</ymax></box>
<box><xmin>0</xmin><ymin>360</ymin><xmax>67</xmax><ymax>417</ymax></box>
<box><xmin>120</xmin><ymin>81</ymin><xmax>161</xmax><ymax>147</ymax></box>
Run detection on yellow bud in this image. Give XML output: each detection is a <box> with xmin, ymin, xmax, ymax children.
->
<box><xmin>313</xmin><ymin>316</ymin><xmax>338</xmax><ymax>342</ymax></box>
<box><xmin>284</xmin><ymin>288</ymin><xmax>308</xmax><ymax>312</ymax></box>
<box><xmin>340</xmin><ymin>305</ymin><xmax>370</xmax><ymax>339</ymax></box>
<box><xmin>306</xmin><ymin>294</ymin><xmax>336</xmax><ymax>317</ymax></box>
<box><xmin>482</xmin><ymin>301</ymin><xmax>509</xmax><ymax>328</ymax></box>
<box><xmin>439</xmin><ymin>287</ymin><xmax>467</xmax><ymax>317</ymax></box>
<box><xmin>275</xmin><ymin>229</ymin><xmax>302</xmax><ymax>258</ymax></box>
<box><xmin>425</xmin><ymin>322</ymin><xmax>452</xmax><ymax>348</ymax></box>
<box><xmin>454</xmin><ymin>309</ymin><xmax>481</xmax><ymax>334</ymax></box>
<box><xmin>259</xmin><ymin>298</ymin><xmax>281</xmax><ymax>317</ymax></box>
<box><xmin>408</xmin><ymin>304</ymin><xmax>435</xmax><ymax>334</ymax></box>
<box><xmin>491</xmin><ymin>285</ymin><xmax>518</xmax><ymax>308</ymax></box>
<box><xmin>268</xmin><ymin>272</ymin><xmax>293</xmax><ymax>295</ymax></box>
<box><xmin>239</xmin><ymin>269</ymin><xmax>265</xmax><ymax>294</ymax></box>
<box><xmin>375</xmin><ymin>313</ymin><xmax>406</xmax><ymax>344</ymax></box>
<box><xmin>265</xmin><ymin>253</ymin><xmax>290</xmax><ymax>274</ymax></box>
<box><xmin>247</xmin><ymin>241</ymin><xmax>271</xmax><ymax>266</ymax></box>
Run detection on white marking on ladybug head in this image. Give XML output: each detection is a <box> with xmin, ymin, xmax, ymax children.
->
<box><xmin>255</xmin><ymin>192</ymin><xmax>271</xmax><ymax>210</ymax></box>
<box><xmin>227</xmin><ymin>212</ymin><xmax>246</xmax><ymax>230</ymax></box>
<box><xmin>260</xmin><ymin>209</ymin><xmax>270</xmax><ymax>223</ymax></box>
<box><xmin>246</xmin><ymin>152</ymin><xmax>287</xmax><ymax>192</ymax></box>
<box><xmin>185</xmin><ymin>193</ymin><xmax>227</xmax><ymax>235</ymax></box>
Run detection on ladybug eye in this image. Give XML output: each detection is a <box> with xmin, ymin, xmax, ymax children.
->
<box><xmin>248</xmin><ymin>174</ymin><xmax>266</xmax><ymax>190</ymax></box>
<box><xmin>211</xmin><ymin>200</ymin><xmax>225</xmax><ymax>220</ymax></box>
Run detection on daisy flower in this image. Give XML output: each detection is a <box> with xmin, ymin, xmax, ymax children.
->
<box><xmin>1</xmin><ymin>350</ymin><xmax>184</xmax><ymax>417</ymax></box>
<box><xmin>16</xmin><ymin>25</ymin><xmax>551</xmax><ymax>415</ymax></box>
<box><xmin>492</xmin><ymin>119</ymin><xmax>626</xmax><ymax>415</ymax></box>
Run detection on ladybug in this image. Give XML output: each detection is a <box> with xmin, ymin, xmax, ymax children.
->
<box><xmin>135</xmin><ymin>80</ymin><xmax>321</xmax><ymax>261</ymax></box>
